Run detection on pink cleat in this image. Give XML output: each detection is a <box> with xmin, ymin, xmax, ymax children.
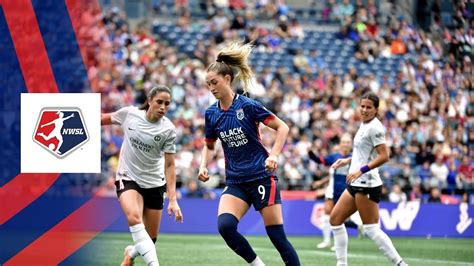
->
<box><xmin>121</xmin><ymin>245</ymin><xmax>135</xmax><ymax>266</ymax></box>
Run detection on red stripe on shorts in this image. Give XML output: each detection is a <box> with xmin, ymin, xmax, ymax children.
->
<box><xmin>269</xmin><ymin>176</ymin><xmax>276</xmax><ymax>205</ymax></box>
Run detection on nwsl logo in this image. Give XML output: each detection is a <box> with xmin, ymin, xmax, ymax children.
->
<box><xmin>33</xmin><ymin>108</ymin><xmax>89</xmax><ymax>158</ymax></box>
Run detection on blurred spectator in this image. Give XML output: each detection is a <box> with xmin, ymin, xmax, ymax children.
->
<box><xmin>416</xmin><ymin>161</ymin><xmax>433</xmax><ymax>190</ymax></box>
<box><xmin>391</xmin><ymin>36</ymin><xmax>407</xmax><ymax>55</ymax></box>
<box><xmin>428</xmin><ymin>187</ymin><xmax>442</xmax><ymax>203</ymax></box>
<box><xmin>409</xmin><ymin>183</ymin><xmax>423</xmax><ymax>201</ymax></box>
<box><xmin>458</xmin><ymin>156</ymin><xmax>473</xmax><ymax>188</ymax></box>
<box><xmin>85</xmin><ymin>3</ymin><xmax>473</xmax><ymax>202</ymax></box>
<box><xmin>430</xmin><ymin>156</ymin><xmax>449</xmax><ymax>189</ymax></box>
<box><xmin>274</xmin><ymin>15</ymin><xmax>290</xmax><ymax>39</ymax></box>
<box><xmin>389</xmin><ymin>183</ymin><xmax>407</xmax><ymax>203</ymax></box>
<box><xmin>182</xmin><ymin>178</ymin><xmax>215</xmax><ymax>199</ymax></box>
<box><xmin>334</xmin><ymin>0</ymin><xmax>354</xmax><ymax>24</ymax></box>
<box><xmin>293</xmin><ymin>49</ymin><xmax>309</xmax><ymax>73</ymax></box>
<box><xmin>288</xmin><ymin>18</ymin><xmax>304</xmax><ymax>40</ymax></box>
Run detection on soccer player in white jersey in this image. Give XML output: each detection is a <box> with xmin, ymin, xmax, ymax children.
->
<box><xmin>308</xmin><ymin>133</ymin><xmax>363</xmax><ymax>250</ymax></box>
<box><xmin>198</xmin><ymin>42</ymin><xmax>300</xmax><ymax>266</ymax></box>
<box><xmin>329</xmin><ymin>92</ymin><xmax>408</xmax><ymax>266</ymax></box>
<box><xmin>101</xmin><ymin>85</ymin><xmax>183</xmax><ymax>266</ymax></box>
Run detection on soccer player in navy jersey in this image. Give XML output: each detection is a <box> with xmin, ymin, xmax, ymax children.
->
<box><xmin>308</xmin><ymin>133</ymin><xmax>362</xmax><ymax>250</ymax></box>
<box><xmin>197</xmin><ymin>42</ymin><xmax>300</xmax><ymax>266</ymax></box>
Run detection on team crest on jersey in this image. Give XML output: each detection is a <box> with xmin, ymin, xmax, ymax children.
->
<box><xmin>154</xmin><ymin>135</ymin><xmax>162</xmax><ymax>142</ymax></box>
<box><xmin>236</xmin><ymin>109</ymin><xmax>245</xmax><ymax>120</ymax></box>
<box><xmin>33</xmin><ymin>108</ymin><xmax>89</xmax><ymax>158</ymax></box>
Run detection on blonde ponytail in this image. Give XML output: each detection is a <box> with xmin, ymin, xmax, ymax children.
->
<box><xmin>207</xmin><ymin>41</ymin><xmax>254</xmax><ymax>94</ymax></box>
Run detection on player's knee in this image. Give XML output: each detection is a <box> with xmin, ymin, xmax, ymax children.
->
<box><xmin>329</xmin><ymin>214</ymin><xmax>342</xmax><ymax>226</ymax></box>
<box><xmin>217</xmin><ymin>213</ymin><xmax>238</xmax><ymax>237</ymax></box>
<box><xmin>362</xmin><ymin>224</ymin><xmax>379</xmax><ymax>238</ymax></box>
<box><xmin>126</xmin><ymin>213</ymin><xmax>142</xmax><ymax>226</ymax></box>
<box><xmin>265</xmin><ymin>224</ymin><xmax>287</xmax><ymax>243</ymax></box>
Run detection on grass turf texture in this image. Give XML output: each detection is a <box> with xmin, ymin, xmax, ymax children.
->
<box><xmin>80</xmin><ymin>233</ymin><xmax>474</xmax><ymax>265</ymax></box>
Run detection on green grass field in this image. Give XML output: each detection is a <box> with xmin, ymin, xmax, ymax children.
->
<box><xmin>84</xmin><ymin>233</ymin><xmax>474</xmax><ymax>265</ymax></box>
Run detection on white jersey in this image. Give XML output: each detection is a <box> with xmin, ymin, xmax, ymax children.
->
<box><xmin>111</xmin><ymin>106</ymin><xmax>176</xmax><ymax>188</ymax></box>
<box><xmin>349</xmin><ymin>118</ymin><xmax>385</xmax><ymax>188</ymax></box>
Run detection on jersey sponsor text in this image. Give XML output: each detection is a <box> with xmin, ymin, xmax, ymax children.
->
<box><xmin>219</xmin><ymin>127</ymin><xmax>249</xmax><ymax>147</ymax></box>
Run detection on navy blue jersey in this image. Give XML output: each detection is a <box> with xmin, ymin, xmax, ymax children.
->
<box><xmin>309</xmin><ymin>151</ymin><xmax>351</xmax><ymax>199</ymax></box>
<box><xmin>205</xmin><ymin>95</ymin><xmax>275</xmax><ymax>184</ymax></box>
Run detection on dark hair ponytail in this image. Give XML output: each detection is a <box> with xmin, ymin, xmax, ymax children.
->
<box><xmin>139</xmin><ymin>85</ymin><xmax>172</xmax><ymax>111</ymax></box>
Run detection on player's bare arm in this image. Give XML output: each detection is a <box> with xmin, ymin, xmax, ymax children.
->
<box><xmin>346</xmin><ymin>143</ymin><xmax>389</xmax><ymax>184</ymax></box>
<box><xmin>312</xmin><ymin>176</ymin><xmax>330</xmax><ymax>189</ymax></box>
<box><xmin>164</xmin><ymin>152</ymin><xmax>183</xmax><ymax>223</ymax></box>
<box><xmin>263</xmin><ymin>116</ymin><xmax>289</xmax><ymax>172</ymax></box>
<box><xmin>198</xmin><ymin>141</ymin><xmax>215</xmax><ymax>182</ymax></box>
<box><xmin>331</xmin><ymin>157</ymin><xmax>351</xmax><ymax>170</ymax></box>
<box><xmin>101</xmin><ymin>113</ymin><xmax>113</xmax><ymax>125</ymax></box>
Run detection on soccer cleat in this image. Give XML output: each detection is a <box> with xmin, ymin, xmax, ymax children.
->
<box><xmin>249</xmin><ymin>256</ymin><xmax>265</xmax><ymax>266</ymax></box>
<box><xmin>330</xmin><ymin>246</ymin><xmax>335</xmax><ymax>252</ymax></box>
<box><xmin>121</xmin><ymin>245</ymin><xmax>135</xmax><ymax>266</ymax></box>
<box><xmin>317</xmin><ymin>241</ymin><xmax>332</xmax><ymax>249</ymax></box>
<box><xmin>396</xmin><ymin>260</ymin><xmax>408</xmax><ymax>266</ymax></box>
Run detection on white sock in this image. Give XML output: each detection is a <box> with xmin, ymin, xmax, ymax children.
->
<box><xmin>129</xmin><ymin>245</ymin><xmax>139</xmax><ymax>258</ymax></box>
<box><xmin>331</xmin><ymin>224</ymin><xmax>348</xmax><ymax>266</ymax></box>
<box><xmin>130</xmin><ymin>223</ymin><xmax>159</xmax><ymax>266</ymax></box>
<box><xmin>363</xmin><ymin>224</ymin><xmax>403</xmax><ymax>265</ymax></box>
<box><xmin>321</xmin><ymin>214</ymin><xmax>331</xmax><ymax>244</ymax></box>
<box><xmin>250</xmin><ymin>256</ymin><xmax>265</xmax><ymax>266</ymax></box>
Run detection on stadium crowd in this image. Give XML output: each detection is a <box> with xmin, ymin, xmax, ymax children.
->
<box><xmin>79</xmin><ymin>0</ymin><xmax>473</xmax><ymax>203</ymax></box>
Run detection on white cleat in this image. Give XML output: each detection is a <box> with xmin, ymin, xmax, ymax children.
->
<box><xmin>317</xmin><ymin>241</ymin><xmax>332</xmax><ymax>249</ymax></box>
<box><xmin>330</xmin><ymin>246</ymin><xmax>335</xmax><ymax>252</ymax></box>
<box><xmin>249</xmin><ymin>256</ymin><xmax>265</xmax><ymax>266</ymax></box>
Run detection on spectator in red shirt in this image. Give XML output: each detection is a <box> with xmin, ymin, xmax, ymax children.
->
<box><xmin>458</xmin><ymin>156</ymin><xmax>473</xmax><ymax>187</ymax></box>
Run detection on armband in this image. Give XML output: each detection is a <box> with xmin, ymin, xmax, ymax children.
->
<box><xmin>360</xmin><ymin>165</ymin><xmax>371</xmax><ymax>174</ymax></box>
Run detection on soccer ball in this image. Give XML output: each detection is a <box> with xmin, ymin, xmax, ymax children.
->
<box><xmin>48</xmin><ymin>143</ymin><xmax>55</xmax><ymax>151</ymax></box>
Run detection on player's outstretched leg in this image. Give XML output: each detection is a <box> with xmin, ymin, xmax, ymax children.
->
<box><xmin>363</xmin><ymin>224</ymin><xmax>408</xmax><ymax>266</ymax></box>
<box><xmin>218</xmin><ymin>213</ymin><xmax>263</xmax><ymax>265</ymax></box>
<box><xmin>265</xmin><ymin>225</ymin><xmax>300</xmax><ymax>266</ymax></box>
<box><xmin>129</xmin><ymin>223</ymin><xmax>159</xmax><ymax>266</ymax></box>
<box><xmin>317</xmin><ymin>214</ymin><xmax>332</xmax><ymax>248</ymax></box>
<box><xmin>121</xmin><ymin>238</ymin><xmax>156</xmax><ymax>266</ymax></box>
<box><xmin>331</xmin><ymin>224</ymin><xmax>348</xmax><ymax>266</ymax></box>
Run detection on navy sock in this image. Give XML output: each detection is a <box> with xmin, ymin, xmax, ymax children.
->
<box><xmin>218</xmin><ymin>213</ymin><xmax>257</xmax><ymax>263</ymax></box>
<box><xmin>344</xmin><ymin>220</ymin><xmax>358</xmax><ymax>229</ymax></box>
<box><xmin>265</xmin><ymin>224</ymin><xmax>300</xmax><ymax>266</ymax></box>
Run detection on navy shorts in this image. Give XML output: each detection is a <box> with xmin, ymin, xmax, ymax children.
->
<box><xmin>332</xmin><ymin>193</ymin><xmax>342</xmax><ymax>204</ymax></box>
<box><xmin>222</xmin><ymin>176</ymin><xmax>281</xmax><ymax>211</ymax></box>
<box><xmin>347</xmin><ymin>185</ymin><xmax>382</xmax><ymax>203</ymax></box>
<box><xmin>115</xmin><ymin>180</ymin><xmax>166</xmax><ymax>210</ymax></box>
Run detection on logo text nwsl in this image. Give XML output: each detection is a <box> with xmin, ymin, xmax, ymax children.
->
<box><xmin>62</xmin><ymin>128</ymin><xmax>84</xmax><ymax>134</ymax></box>
<box><xmin>33</xmin><ymin>108</ymin><xmax>89</xmax><ymax>158</ymax></box>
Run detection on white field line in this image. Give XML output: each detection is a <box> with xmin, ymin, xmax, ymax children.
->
<box><xmin>159</xmin><ymin>241</ymin><xmax>474</xmax><ymax>266</ymax></box>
